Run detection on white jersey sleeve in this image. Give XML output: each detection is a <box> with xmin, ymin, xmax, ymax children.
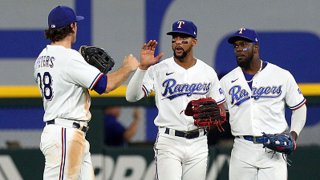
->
<box><xmin>126</xmin><ymin>68</ymin><xmax>148</xmax><ymax>102</ymax></box>
<box><xmin>284</xmin><ymin>71</ymin><xmax>306</xmax><ymax>110</ymax></box>
<box><xmin>64</xmin><ymin>52</ymin><xmax>103</xmax><ymax>90</ymax></box>
<box><xmin>141</xmin><ymin>65</ymin><xmax>156</xmax><ymax>96</ymax></box>
<box><xmin>208</xmin><ymin>68</ymin><xmax>225</xmax><ymax>105</ymax></box>
<box><xmin>126</xmin><ymin>65</ymin><xmax>157</xmax><ymax>102</ymax></box>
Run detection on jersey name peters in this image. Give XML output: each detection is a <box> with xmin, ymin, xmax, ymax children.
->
<box><xmin>162</xmin><ymin>78</ymin><xmax>211</xmax><ymax>100</ymax></box>
<box><xmin>229</xmin><ymin>85</ymin><xmax>282</xmax><ymax>106</ymax></box>
<box><xmin>35</xmin><ymin>55</ymin><xmax>55</xmax><ymax>69</ymax></box>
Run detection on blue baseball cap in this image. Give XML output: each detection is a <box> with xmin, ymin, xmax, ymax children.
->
<box><xmin>48</xmin><ymin>5</ymin><xmax>84</xmax><ymax>29</ymax></box>
<box><xmin>167</xmin><ymin>20</ymin><xmax>197</xmax><ymax>38</ymax></box>
<box><xmin>228</xmin><ymin>28</ymin><xmax>259</xmax><ymax>44</ymax></box>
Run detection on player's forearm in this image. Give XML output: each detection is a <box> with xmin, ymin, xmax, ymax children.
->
<box><xmin>290</xmin><ymin>104</ymin><xmax>307</xmax><ymax>140</ymax></box>
<box><xmin>123</xmin><ymin>118</ymin><xmax>140</xmax><ymax>141</ymax></box>
<box><xmin>105</xmin><ymin>66</ymin><xmax>133</xmax><ymax>93</ymax></box>
<box><xmin>126</xmin><ymin>68</ymin><xmax>146</xmax><ymax>102</ymax></box>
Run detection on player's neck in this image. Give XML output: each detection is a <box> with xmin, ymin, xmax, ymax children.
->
<box><xmin>174</xmin><ymin>56</ymin><xmax>196</xmax><ymax>69</ymax></box>
<box><xmin>242</xmin><ymin>59</ymin><xmax>262</xmax><ymax>75</ymax></box>
<box><xmin>51</xmin><ymin>36</ymin><xmax>73</xmax><ymax>49</ymax></box>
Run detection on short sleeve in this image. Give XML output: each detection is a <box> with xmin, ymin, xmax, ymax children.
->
<box><xmin>64</xmin><ymin>55</ymin><xmax>103</xmax><ymax>89</ymax></box>
<box><xmin>209</xmin><ymin>69</ymin><xmax>226</xmax><ymax>105</ymax></box>
<box><xmin>285</xmin><ymin>72</ymin><xmax>306</xmax><ymax>110</ymax></box>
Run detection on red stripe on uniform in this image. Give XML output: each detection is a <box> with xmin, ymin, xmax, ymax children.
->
<box><xmin>90</xmin><ymin>73</ymin><xmax>104</xmax><ymax>89</ymax></box>
<box><xmin>59</xmin><ymin>128</ymin><xmax>66</xmax><ymax>180</ymax></box>
<box><xmin>154</xmin><ymin>133</ymin><xmax>160</xmax><ymax>180</ymax></box>
<box><xmin>291</xmin><ymin>99</ymin><xmax>306</xmax><ymax>110</ymax></box>
<box><xmin>142</xmin><ymin>85</ymin><xmax>148</xmax><ymax>97</ymax></box>
<box><xmin>216</xmin><ymin>98</ymin><xmax>226</xmax><ymax>106</ymax></box>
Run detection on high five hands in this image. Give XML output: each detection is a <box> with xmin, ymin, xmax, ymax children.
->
<box><xmin>139</xmin><ymin>40</ymin><xmax>164</xmax><ymax>70</ymax></box>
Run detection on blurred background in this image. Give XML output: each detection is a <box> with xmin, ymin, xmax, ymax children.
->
<box><xmin>0</xmin><ymin>0</ymin><xmax>319</xmax><ymax>179</ymax></box>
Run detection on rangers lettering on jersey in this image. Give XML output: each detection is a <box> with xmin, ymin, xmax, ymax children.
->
<box><xmin>229</xmin><ymin>85</ymin><xmax>250</xmax><ymax>106</ymax></box>
<box><xmin>230</xmin><ymin>85</ymin><xmax>282</xmax><ymax>105</ymax></box>
<box><xmin>162</xmin><ymin>79</ymin><xmax>211</xmax><ymax>100</ymax></box>
<box><xmin>251</xmin><ymin>85</ymin><xmax>282</xmax><ymax>99</ymax></box>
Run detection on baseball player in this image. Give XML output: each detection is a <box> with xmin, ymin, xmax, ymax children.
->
<box><xmin>220</xmin><ymin>28</ymin><xmax>307</xmax><ymax>180</ymax></box>
<box><xmin>34</xmin><ymin>5</ymin><xmax>138</xmax><ymax>179</ymax></box>
<box><xmin>126</xmin><ymin>20</ymin><xmax>226</xmax><ymax>180</ymax></box>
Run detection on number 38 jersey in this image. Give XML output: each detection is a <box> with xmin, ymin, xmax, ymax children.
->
<box><xmin>34</xmin><ymin>45</ymin><xmax>103</xmax><ymax>122</ymax></box>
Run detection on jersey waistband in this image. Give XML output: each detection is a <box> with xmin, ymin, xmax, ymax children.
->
<box><xmin>159</xmin><ymin>127</ymin><xmax>206</xmax><ymax>139</ymax></box>
<box><xmin>46</xmin><ymin>118</ymin><xmax>89</xmax><ymax>133</ymax></box>
<box><xmin>236</xmin><ymin>135</ymin><xmax>268</xmax><ymax>144</ymax></box>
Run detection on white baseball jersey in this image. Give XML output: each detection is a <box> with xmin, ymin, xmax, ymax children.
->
<box><xmin>34</xmin><ymin>45</ymin><xmax>103</xmax><ymax>122</ymax></box>
<box><xmin>126</xmin><ymin>56</ymin><xmax>225</xmax><ymax>179</ymax></box>
<box><xmin>220</xmin><ymin>61</ymin><xmax>306</xmax><ymax>136</ymax></box>
<box><xmin>141</xmin><ymin>57</ymin><xmax>225</xmax><ymax>131</ymax></box>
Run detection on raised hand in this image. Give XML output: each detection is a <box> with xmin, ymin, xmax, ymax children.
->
<box><xmin>140</xmin><ymin>40</ymin><xmax>164</xmax><ymax>70</ymax></box>
<box><xmin>122</xmin><ymin>54</ymin><xmax>139</xmax><ymax>72</ymax></box>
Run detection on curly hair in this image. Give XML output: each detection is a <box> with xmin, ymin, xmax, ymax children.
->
<box><xmin>45</xmin><ymin>24</ymin><xmax>74</xmax><ymax>42</ymax></box>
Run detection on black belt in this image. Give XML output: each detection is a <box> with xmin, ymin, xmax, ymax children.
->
<box><xmin>165</xmin><ymin>128</ymin><xmax>206</xmax><ymax>139</ymax></box>
<box><xmin>236</xmin><ymin>135</ymin><xmax>267</xmax><ymax>144</ymax></box>
<box><xmin>46</xmin><ymin>119</ymin><xmax>89</xmax><ymax>133</ymax></box>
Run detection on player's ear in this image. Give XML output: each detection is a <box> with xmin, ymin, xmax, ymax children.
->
<box><xmin>253</xmin><ymin>44</ymin><xmax>259</xmax><ymax>52</ymax></box>
<box><xmin>192</xmin><ymin>38</ymin><xmax>198</xmax><ymax>46</ymax></box>
<box><xmin>70</xmin><ymin>22</ymin><xmax>77</xmax><ymax>32</ymax></box>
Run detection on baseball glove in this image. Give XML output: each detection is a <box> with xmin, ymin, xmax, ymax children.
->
<box><xmin>185</xmin><ymin>97</ymin><xmax>226</xmax><ymax>132</ymax></box>
<box><xmin>79</xmin><ymin>45</ymin><xmax>115</xmax><ymax>74</ymax></box>
<box><xmin>262</xmin><ymin>132</ymin><xmax>296</xmax><ymax>155</ymax></box>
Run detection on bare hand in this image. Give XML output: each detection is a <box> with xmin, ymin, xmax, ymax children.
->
<box><xmin>140</xmin><ymin>40</ymin><xmax>164</xmax><ymax>70</ymax></box>
<box><xmin>122</xmin><ymin>54</ymin><xmax>139</xmax><ymax>72</ymax></box>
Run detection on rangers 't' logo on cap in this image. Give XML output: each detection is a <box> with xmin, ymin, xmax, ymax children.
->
<box><xmin>177</xmin><ymin>21</ymin><xmax>185</xmax><ymax>28</ymax></box>
<box><xmin>228</xmin><ymin>27</ymin><xmax>259</xmax><ymax>44</ymax></box>
<box><xmin>166</xmin><ymin>20</ymin><xmax>197</xmax><ymax>38</ymax></box>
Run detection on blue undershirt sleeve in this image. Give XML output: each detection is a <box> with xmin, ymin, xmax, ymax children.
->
<box><xmin>93</xmin><ymin>75</ymin><xmax>107</xmax><ymax>94</ymax></box>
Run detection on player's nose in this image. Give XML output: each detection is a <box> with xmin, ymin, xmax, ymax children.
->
<box><xmin>234</xmin><ymin>46</ymin><xmax>244</xmax><ymax>53</ymax></box>
<box><xmin>175</xmin><ymin>38</ymin><xmax>184</xmax><ymax>44</ymax></box>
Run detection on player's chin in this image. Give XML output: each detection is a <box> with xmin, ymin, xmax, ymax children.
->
<box><xmin>236</xmin><ymin>55</ymin><xmax>245</xmax><ymax>60</ymax></box>
<box><xmin>236</xmin><ymin>57</ymin><xmax>247</xmax><ymax>67</ymax></box>
<box><xmin>174</xmin><ymin>51</ymin><xmax>186</xmax><ymax>60</ymax></box>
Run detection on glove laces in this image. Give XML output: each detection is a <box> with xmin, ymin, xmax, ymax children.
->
<box><xmin>264</xmin><ymin>148</ymin><xmax>293</xmax><ymax>166</ymax></box>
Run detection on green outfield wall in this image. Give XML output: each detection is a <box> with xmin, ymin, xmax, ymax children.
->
<box><xmin>0</xmin><ymin>146</ymin><xmax>319</xmax><ymax>180</ymax></box>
